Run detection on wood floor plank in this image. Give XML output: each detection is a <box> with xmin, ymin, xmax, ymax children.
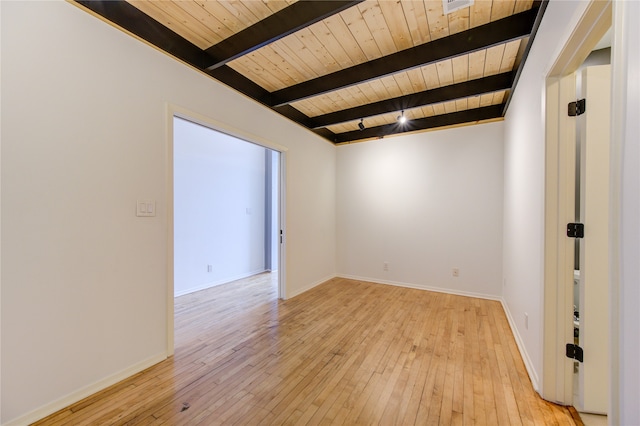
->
<box><xmin>377</xmin><ymin>295</ymin><xmax>429</xmax><ymax>424</ymax></box>
<box><xmin>34</xmin><ymin>274</ymin><xmax>580</xmax><ymax>426</ymax></box>
<box><xmin>391</xmin><ymin>292</ymin><xmax>443</xmax><ymax>424</ymax></box>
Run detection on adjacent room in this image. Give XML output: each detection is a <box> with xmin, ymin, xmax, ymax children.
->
<box><xmin>173</xmin><ymin>116</ymin><xmax>280</xmax><ymax>298</ymax></box>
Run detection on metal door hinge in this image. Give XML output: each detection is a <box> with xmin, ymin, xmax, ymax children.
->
<box><xmin>567</xmin><ymin>223</ymin><xmax>584</xmax><ymax>238</ymax></box>
<box><xmin>566</xmin><ymin>343</ymin><xmax>584</xmax><ymax>362</ymax></box>
<box><xmin>568</xmin><ymin>99</ymin><xmax>586</xmax><ymax>116</ymax></box>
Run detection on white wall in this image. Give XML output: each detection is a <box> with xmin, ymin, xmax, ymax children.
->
<box><xmin>174</xmin><ymin>118</ymin><xmax>267</xmax><ymax>297</ymax></box>
<box><xmin>0</xmin><ymin>1</ymin><xmax>336</xmax><ymax>424</ymax></box>
<box><xmin>336</xmin><ymin>122</ymin><xmax>504</xmax><ymax>299</ymax></box>
<box><xmin>502</xmin><ymin>0</ymin><xmax>590</xmax><ymax>391</ymax></box>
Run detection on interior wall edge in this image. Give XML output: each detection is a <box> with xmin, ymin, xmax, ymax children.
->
<box><xmin>335</xmin><ymin>274</ymin><xmax>502</xmax><ymax>302</ymax></box>
<box><xmin>285</xmin><ymin>274</ymin><xmax>337</xmax><ymax>300</ymax></box>
<box><xmin>501</xmin><ymin>298</ymin><xmax>540</xmax><ymax>393</ymax></box>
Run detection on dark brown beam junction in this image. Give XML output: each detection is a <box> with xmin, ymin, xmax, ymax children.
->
<box><xmin>205</xmin><ymin>1</ymin><xmax>364</xmax><ymax>70</ymax></box>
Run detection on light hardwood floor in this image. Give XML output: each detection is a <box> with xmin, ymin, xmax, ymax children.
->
<box><xmin>35</xmin><ymin>274</ymin><xmax>582</xmax><ymax>425</ymax></box>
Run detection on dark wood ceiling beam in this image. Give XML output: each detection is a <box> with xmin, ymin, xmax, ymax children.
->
<box><xmin>204</xmin><ymin>66</ymin><xmax>273</xmax><ymax>105</ymax></box>
<box><xmin>272</xmin><ymin>104</ymin><xmax>320</xmax><ymax>128</ymax></box>
<box><xmin>205</xmin><ymin>1</ymin><xmax>364</xmax><ymax>71</ymax></box>
<box><xmin>270</xmin><ymin>8</ymin><xmax>539</xmax><ymax>107</ymax></box>
<box><xmin>312</xmin><ymin>128</ymin><xmax>339</xmax><ymax>140</ymax></box>
<box><xmin>75</xmin><ymin>0</ymin><xmax>209</xmax><ymax>69</ymax></box>
<box><xmin>270</xmin><ymin>105</ymin><xmax>337</xmax><ymax>140</ymax></box>
<box><xmin>74</xmin><ymin>1</ymin><xmax>274</xmax><ymax>105</ymax></box>
<box><xmin>310</xmin><ymin>72</ymin><xmax>514</xmax><ymax>129</ymax></box>
<box><xmin>333</xmin><ymin>104</ymin><xmax>505</xmax><ymax>144</ymax></box>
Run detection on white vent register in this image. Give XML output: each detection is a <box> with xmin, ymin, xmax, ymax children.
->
<box><xmin>443</xmin><ymin>0</ymin><xmax>474</xmax><ymax>15</ymax></box>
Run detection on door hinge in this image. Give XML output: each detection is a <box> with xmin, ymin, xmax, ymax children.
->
<box><xmin>566</xmin><ymin>343</ymin><xmax>584</xmax><ymax>362</ymax></box>
<box><xmin>567</xmin><ymin>223</ymin><xmax>584</xmax><ymax>238</ymax></box>
<box><xmin>568</xmin><ymin>99</ymin><xmax>586</xmax><ymax>116</ymax></box>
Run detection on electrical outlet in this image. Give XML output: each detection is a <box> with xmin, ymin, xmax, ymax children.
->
<box><xmin>525</xmin><ymin>313</ymin><xmax>529</xmax><ymax>329</ymax></box>
<box><xmin>452</xmin><ymin>268</ymin><xmax>459</xmax><ymax>277</ymax></box>
<box><xmin>383</xmin><ymin>262</ymin><xmax>389</xmax><ymax>271</ymax></box>
<box><xmin>207</xmin><ymin>264</ymin><xmax>213</xmax><ymax>273</ymax></box>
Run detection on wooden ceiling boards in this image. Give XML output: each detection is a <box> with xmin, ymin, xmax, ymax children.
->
<box><xmin>74</xmin><ymin>0</ymin><xmax>547</xmax><ymax>144</ymax></box>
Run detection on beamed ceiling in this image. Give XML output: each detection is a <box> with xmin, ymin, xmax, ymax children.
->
<box><xmin>74</xmin><ymin>0</ymin><xmax>547</xmax><ymax>144</ymax></box>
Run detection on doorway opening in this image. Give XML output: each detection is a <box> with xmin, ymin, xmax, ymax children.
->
<box><xmin>167</xmin><ymin>109</ymin><xmax>287</xmax><ymax>355</ymax></box>
<box><xmin>173</xmin><ymin>116</ymin><xmax>280</xmax><ymax>297</ymax></box>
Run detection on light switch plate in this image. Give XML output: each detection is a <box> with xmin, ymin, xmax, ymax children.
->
<box><xmin>137</xmin><ymin>199</ymin><xmax>156</xmax><ymax>217</ymax></box>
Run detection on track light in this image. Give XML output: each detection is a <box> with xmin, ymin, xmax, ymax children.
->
<box><xmin>397</xmin><ymin>110</ymin><xmax>407</xmax><ymax>124</ymax></box>
<box><xmin>358</xmin><ymin>118</ymin><xmax>365</xmax><ymax>131</ymax></box>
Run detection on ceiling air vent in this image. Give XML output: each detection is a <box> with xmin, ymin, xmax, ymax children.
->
<box><xmin>442</xmin><ymin>0</ymin><xmax>474</xmax><ymax>15</ymax></box>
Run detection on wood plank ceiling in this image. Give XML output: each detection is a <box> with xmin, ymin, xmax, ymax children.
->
<box><xmin>74</xmin><ymin>0</ymin><xmax>547</xmax><ymax>144</ymax></box>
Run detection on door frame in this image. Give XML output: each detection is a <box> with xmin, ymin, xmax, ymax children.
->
<box><xmin>165</xmin><ymin>103</ymin><xmax>288</xmax><ymax>356</ymax></box>
<box><xmin>542</xmin><ymin>0</ymin><xmax>611</xmax><ymax>407</ymax></box>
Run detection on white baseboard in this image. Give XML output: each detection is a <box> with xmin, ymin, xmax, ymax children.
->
<box><xmin>174</xmin><ymin>269</ymin><xmax>267</xmax><ymax>297</ymax></box>
<box><xmin>3</xmin><ymin>352</ymin><xmax>168</xmax><ymax>426</ymax></box>
<box><xmin>336</xmin><ymin>274</ymin><xmax>502</xmax><ymax>301</ymax></box>
<box><xmin>285</xmin><ymin>274</ymin><xmax>336</xmax><ymax>299</ymax></box>
<box><xmin>500</xmin><ymin>299</ymin><xmax>540</xmax><ymax>391</ymax></box>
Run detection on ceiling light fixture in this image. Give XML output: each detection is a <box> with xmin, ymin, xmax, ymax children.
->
<box><xmin>397</xmin><ymin>110</ymin><xmax>407</xmax><ymax>124</ymax></box>
<box><xmin>358</xmin><ymin>118</ymin><xmax>365</xmax><ymax>131</ymax></box>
